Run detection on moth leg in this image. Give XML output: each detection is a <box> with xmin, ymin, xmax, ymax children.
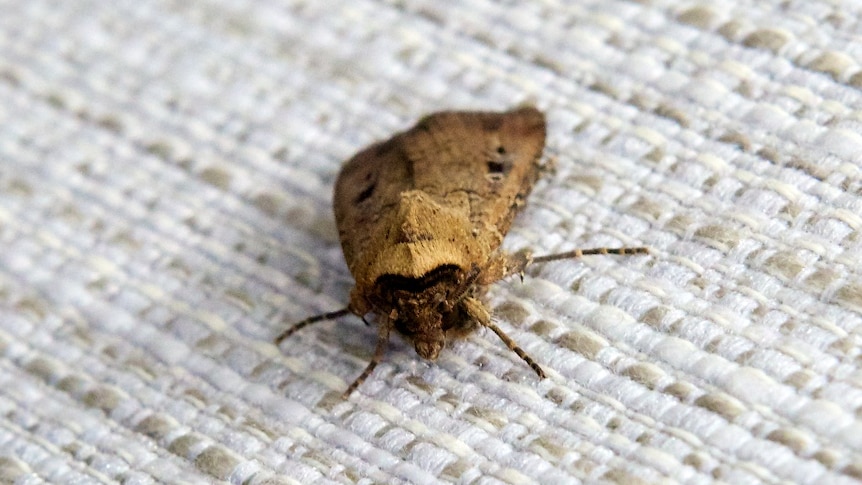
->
<box><xmin>477</xmin><ymin>251</ymin><xmax>530</xmax><ymax>285</ymax></box>
<box><xmin>487</xmin><ymin>246</ymin><xmax>651</xmax><ymax>282</ymax></box>
<box><xmin>464</xmin><ymin>297</ymin><xmax>546</xmax><ymax>379</ymax></box>
<box><xmin>343</xmin><ymin>320</ymin><xmax>391</xmax><ymax>397</ymax></box>
<box><xmin>274</xmin><ymin>308</ymin><xmax>351</xmax><ymax>345</ymax></box>
<box><xmin>531</xmin><ymin>246</ymin><xmax>650</xmax><ymax>265</ymax></box>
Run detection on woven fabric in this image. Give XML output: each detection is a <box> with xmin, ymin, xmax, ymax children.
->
<box><xmin>2</xmin><ymin>0</ymin><xmax>861</xmax><ymax>483</ymax></box>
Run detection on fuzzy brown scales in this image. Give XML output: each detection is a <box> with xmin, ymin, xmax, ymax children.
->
<box><xmin>276</xmin><ymin>107</ymin><xmax>649</xmax><ymax>397</ymax></box>
<box><xmin>333</xmin><ymin>107</ymin><xmax>546</xmax><ymax>285</ymax></box>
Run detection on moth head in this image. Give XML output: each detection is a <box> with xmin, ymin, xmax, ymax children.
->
<box><xmin>374</xmin><ymin>264</ymin><xmax>473</xmax><ymax>361</ymax></box>
<box><xmin>413</xmin><ymin>338</ymin><xmax>444</xmax><ymax>361</ymax></box>
<box><xmin>391</xmin><ymin>297</ymin><xmax>447</xmax><ymax>361</ymax></box>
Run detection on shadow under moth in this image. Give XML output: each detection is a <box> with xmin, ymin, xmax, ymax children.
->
<box><xmin>277</xmin><ymin>107</ymin><xmax>648</xmax><ymax>397</ymax></box>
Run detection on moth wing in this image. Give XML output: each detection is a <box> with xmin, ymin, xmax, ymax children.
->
<box><xmin>332</xmin><ymin>107</ymin><xmax>547</xmax><ymax>273</ymax></box>
<box><xmin>400</xmin><ymin>107</ymin><xmax>547</xmax><ymax>239</ymax></box>
<box><xmin>333</xmin><ymin>134</ymin><xmax>413</xmax><ymax>272</ymax></box>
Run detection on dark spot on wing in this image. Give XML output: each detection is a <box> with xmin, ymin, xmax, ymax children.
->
<box><xmin>355</xmin><ymin>182</ymin><xmax>376</xmax><ymax>203</ymax></box>
<box><xmin>487</xmin><ymin>160</ymin><xmax>505</xmax><ymax>174</ymax></box>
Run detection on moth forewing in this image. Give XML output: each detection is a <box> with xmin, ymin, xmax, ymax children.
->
<box><xmin>275</xmin><ymin>107</ymin><xmax>649</xmax><ymax>397</ymax></box>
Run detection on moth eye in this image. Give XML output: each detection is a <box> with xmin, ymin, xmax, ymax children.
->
<box><xmin>496</xmin><ymin>146</ymin><xmax>506</xmax><ymax>154</ymax></box>
<box><xmin>355</xmin><ymin>182</ymin><xmax>376</xmax><ymax>203</ymax></box>
<box><xmin>487</xmin><ymin>160</ymin><xmax>505</xmax><ymax>174</ymax></box>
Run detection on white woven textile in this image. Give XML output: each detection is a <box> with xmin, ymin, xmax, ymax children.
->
<box><xmin>2</xmin><ymin>1</ymin><xmax>862</xmax><ymax>483</ymax></box>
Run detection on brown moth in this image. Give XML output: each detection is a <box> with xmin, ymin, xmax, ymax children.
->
<box><xmin>276</xmin><ymin>107</ymin><xmax>648</xmax><ymax>397</ymax></box>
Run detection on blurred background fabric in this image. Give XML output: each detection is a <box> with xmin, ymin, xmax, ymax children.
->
<box><xmin>2</xmin><ymin>1</ymin><xmax>862</xmax><ymax>483</ymax></box>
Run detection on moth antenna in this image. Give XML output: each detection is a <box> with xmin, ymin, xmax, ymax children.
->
<box><xmin>483</xmin><ymin>319</ymin><xmax>546</xmax><ymax>379</ymax></box>
<box><xmin>531</xmin><ymin>246</ymin><xmax>650</xmax><ymax>264</ymax></box>
<box><xmin>274</xmin><ymin>308</ymin><xmax>351</xmax><ymax>345</ymax></box>
<box><xmin>343</xmin><ymin>320</ymin><xmax>391</xmax><ymax>397</ymax></box>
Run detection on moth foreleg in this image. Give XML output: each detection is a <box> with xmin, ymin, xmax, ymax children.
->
<box><xmin>484</xmin><ymin>321</ymin><xmax>547</xmax><ymax>379</ymax></box>
<box><xmin>464</xmin><ymin>297</ymin><xmax>546</xmax><ymax>379</ymax></box>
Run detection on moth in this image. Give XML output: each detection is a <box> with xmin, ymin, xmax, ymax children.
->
<box><xmin>277</xmin><ymin>107</ymin><xmax>648</xmax><ymax>396</ymax></box>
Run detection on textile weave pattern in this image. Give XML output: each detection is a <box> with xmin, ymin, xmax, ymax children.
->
<box><xmin>1</xmin><ymin>0</ymin><xmax>861</xmax><ymax>484</ymax></box>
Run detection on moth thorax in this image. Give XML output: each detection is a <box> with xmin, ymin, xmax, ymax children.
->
<box><xmin>393</xmin><ymin>190</ymin><xmax>471</xmax><ymax>244</ymax></box>
<box><xmin>359</xmin><ymin>189</ymin><xmax>480</xmax><ymax>288</ymax></box>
